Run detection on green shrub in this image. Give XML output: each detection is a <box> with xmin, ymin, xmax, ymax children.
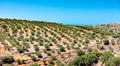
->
<box><xmin>56</xmin><ymin>60</ymin><xmax>64</xmax><ymax>66</ymax></box>
<box><xmin>51</xmin><ymin>56</ymin><xmax>56</xmax><ymax>60</ymax></box>
<box><xmin>60</xmin><ymin>54</ymin><xmax>64</xmax><ymax>58</ymax></box>
<box><xmin>103</xmin><ymin>39</ymin><xmax>109</xmax><ymax>45</ymax></box>
<box><xmin>23</xmin><ymin>42</ymin><xmax>29</xmax><ymax>51</ymax></box>
<box><xmin>111</xmin><ymin>40</ymin><xmax>115</xmax><ymax>45</ymax></box>
<box><xmin>77</xmin><ymin>49</ymin><xmax>85</xmax><ymax>56</ymax></box>
<box><xmin>2</xmin><ymin>55</ymin><xmax>14</xmax><ymax>63</ymax></box>
<box><xmin>57</xmin><ymin>44</ymin><xmax>65</xmax><ymax>52</ymax></box>
<box><xmin>101</xmin><ymin>51</ymin><xmax>113</xmax><ymax>63</ymax></box>
<box><xmin>17</xmin><ymin>59</ymin><xmax>25</xmax><ymax>64</ymax></box>
<box><xmin>44</xmin><ymin>44</ymin><xmax>50</xmax><ymax>51</ymax></box>
<box><xmin>57</xmin><ymin>50</ymin><xmax>61</xmax><ymax>54</ymax></box>
<box><xmin>67</xmin><ymin>53</ymin><xmax>98</xmax><ymax>66</ymax></box>
<box><xmin>51</xmin><ymin>50</ymin><xmax>55</xmax><ymax>53</ymax></box>
<box><xmin>39</xmin><ymin>41</ymin><xmax>43</xmax><ymax>46</ymax></box>
<box><xmin>78</xmin><ymin>44</ymin><xmax>81</xmax><ymax>47</ymax></box>
<box><xmin>47</xmin><ymin>52</ymin><xmax>51</xmax><ymax>56</ymax></box>
<box><xmin>112</xmin><ymin>34</ymin><xmax>120</xmax><ymax>38</ymax></box>
<box><xmin>2</xmin><ymin>24</ymin><xmax>7</xmax><ymax>29</ymax></box>
<box><xmin>87</xmin><ymin>47</ymin><xmax>93</xmax><ymax>52</ymax></box>
<box><xmin>105</xmin><ymin>57</ymin><xmax>120</xmax><ymax>66</ymax></box>
<box><xmin>0</xmin><ymin>31</ymin><xmax>6</xmax><ymax>41</ymax></box>
<box><xmin>29</xmin><ymin>63</ymin><xmax>40</xmax><ymax>66</ymax></box>
<box><xmin>17</xmin><ymin>46</ymin><xmax>25</xmax><ymax>53</ymax></box>
<box><xmin>43</xmin><ymin>49</ymin><xmax>47</xmax><ymax>53</ymax></box>
<box><xmin>47</xmin><ymin>64</ymin><xmax>53</xmax><ymax>66</ymax></box>
<box><xmin>27</xmin><ymin>53</ymin><xmax>31</xmax><ymax>57</ymax></box>
<box><xmin>34</xmin><ymin>44</ymin><xmax>39</xmax><ymax>51</ymax></box>
<box><xmin>48</xmin><ymin>59</ymin><xmax>54</xmax><ymax>64</ymax></box>
<box><xmin>67</xmin><ymin>44</ymin><xmax>70</xmax><ymax>50</ymax></box>
<box><xmin>35</xmin><ymin>51</ymin><xmax>42</xmax><ymax>58</ymax></box>
<box><xmin>30</xmin><ymin>56</ymin><xmax>36</xmax><ymax>61</ymax></box>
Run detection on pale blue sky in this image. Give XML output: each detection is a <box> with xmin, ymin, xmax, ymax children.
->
<box><xmin>0</xmin><ymin>0</ymin><xmax>120</xmax><ymax>25</ymax></box>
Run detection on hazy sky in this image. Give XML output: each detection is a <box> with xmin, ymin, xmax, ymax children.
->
<box><xmin>0</xmin><ymin>0</ymin><xmax>120</xmax><ymax>25</ymax></box>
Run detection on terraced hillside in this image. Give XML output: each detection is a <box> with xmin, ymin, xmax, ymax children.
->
<box><xmin>0</xmin><ymin>18</ymin><xmax>120</xmax><ymax>66</ymax></box>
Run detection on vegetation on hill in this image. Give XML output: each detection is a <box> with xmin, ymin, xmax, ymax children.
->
<box><xmin>0</xmin><ymin>18</ymin><xmax>120</xmax><ymax>66</ymax></box>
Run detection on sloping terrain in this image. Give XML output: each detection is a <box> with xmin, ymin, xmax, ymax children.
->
<box><xmin>95</xmin><ymin>24</ymin><xmax>120</xmax><ymax>34</ymax></box>
<box><xmin>0</xmin><ymin>18</ymin><xmax>120</xmax><ymax>66</ymax></box>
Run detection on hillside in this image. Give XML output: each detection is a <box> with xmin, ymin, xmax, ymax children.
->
<box><xmin>0</xmin><ymin>18</ymin><xmax>120</xmax><ymax>66</ymax></box>
<box><xmin>95</xmin><ymin>24</ymin><xmax>120</xmax><ymax>34</ymax></box>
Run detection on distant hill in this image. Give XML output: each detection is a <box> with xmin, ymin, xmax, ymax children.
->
<box><xmin>95</xmin><ymin>24</ymin><xmax>120</xmax><ymax>34</ymax></box>
<box><xmin>0</xmin><ymin>18</ymin><xmax>120</xmax><ymax>66</ymax></box>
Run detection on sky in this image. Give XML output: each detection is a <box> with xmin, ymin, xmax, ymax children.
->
<box><xmin>0</xmin><ymin>0</ymin><xmax>120</xmax><ymax>25</ymax></box>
